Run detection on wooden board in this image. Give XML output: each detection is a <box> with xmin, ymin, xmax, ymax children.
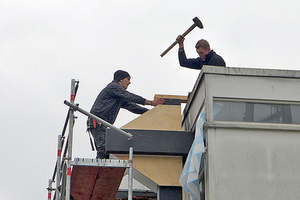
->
<box><xmin>121</xmin><ymin>105</ymin><xmax>181</xmax><ymax>131</ymax></box>
<box><xmin>154</xmin><ymin>94</ymin><xmax>188</xmax><ymax>103</ymax></box>
<box><xmin>116</xmin><ymin>155</ymin><xmax>182</xmax><ymax>186</ymax></box>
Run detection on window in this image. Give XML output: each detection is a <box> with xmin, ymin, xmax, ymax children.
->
<box><xmin>213</xmin><ymin>100</ymin><xmax>300</xmax><ymax>124</ymax></box>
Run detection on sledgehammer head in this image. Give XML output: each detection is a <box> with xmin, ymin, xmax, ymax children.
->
<box><xmin>193</xmin><ymin>17</ymin><xmax>204</xmax><ymax>29</ymax></box>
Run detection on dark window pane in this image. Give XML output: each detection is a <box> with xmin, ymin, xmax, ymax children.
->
<box><xmin>213</xmin><ymin>100</ymin><xmax>300</xmax><ymax>124</ymax></box>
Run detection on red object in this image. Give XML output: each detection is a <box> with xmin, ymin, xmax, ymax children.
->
<box><xmin>71</xmin><ymin>166</ymin><xmax>125</xmax><ymax>200</ymax></box>
<box><xmin>70</xmin><ymin>94</ymin><xmax>75</xmax><ymax>102</ymax></box>
<box><xmin>67</xmin><ymin>167</ymin><xmax>72</xmax><ymax>176</ymax></box>
<box><xmin>93</xmin><ymin>119</ymin><xmax>97</xmax><ymax>128</ymax></box>
<box><xmin>57</xmin><ymin>150</ymin><xmax>61</xmax><ymax>157</ymax></box>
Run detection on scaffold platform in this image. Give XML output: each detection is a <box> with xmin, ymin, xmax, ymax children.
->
<box><xmin>70</xmin><ymin>159</ymin><xmax>128</xmax><ymax>200</ymax></box>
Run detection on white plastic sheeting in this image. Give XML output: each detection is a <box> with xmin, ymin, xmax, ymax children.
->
<box><xmin>179</xmin><ymin>110</ymin><xmax>206</xmax><ymax>200</ymax></box>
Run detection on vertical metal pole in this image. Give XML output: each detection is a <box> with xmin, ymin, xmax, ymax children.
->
<box><xmin>128</xmin><ymin>147</ymin><xmax>133</xmax><ymax>200</ymax></box>
<box><xmin>48</xmin><ymin>179</ymin><xmax>52</xmax><ymax>200</ymax></box>
<box><xmin>65</xmin><ymin>79</ymin><xmax>76</xmax><ymax>200</ymax></box>
<box><xmin>56</xmin><ymin>135</ymin><xmax>62</xmax><ymax>200</ymax></box>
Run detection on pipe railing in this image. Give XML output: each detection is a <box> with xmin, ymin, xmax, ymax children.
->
<box><xmin>63</xmin><ymin>100</ymin><xmax>133</xmax><ymax>140</ymax></box>
<box><xmin>48</xmin><ymin>79</ymin><xmax>134</xmax><ymax>200</ymax></box>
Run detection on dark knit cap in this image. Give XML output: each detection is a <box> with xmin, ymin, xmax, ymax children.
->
<box><xmin>114</xmin><ymin>70</ymin><xmax>130</xmax><ymax>81</ymax></box>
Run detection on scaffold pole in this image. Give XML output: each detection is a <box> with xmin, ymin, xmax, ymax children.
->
<box><xmin>128</xmin><ymin>147</ymin><xmax>133</xmax><ymax>200</ymax></box>
<box><xmin>65</xmin><ymin>79</ymin><xmax>77</xmax><ymax>200</ymax></box>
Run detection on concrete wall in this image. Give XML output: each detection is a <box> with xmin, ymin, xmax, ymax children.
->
<box><xmin>181</xmin><ymin>66</ymin><xmax>300</xmax><ymax>200</ymax></box>
<box><xmin>206</xmin><ymin>124</ymin><xmax>300</xmax><ymax>200</ymax></box>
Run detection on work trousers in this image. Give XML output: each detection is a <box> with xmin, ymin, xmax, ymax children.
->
<box><xmin>89</xmin><ymin>124</ymin><xmax>108</xmax><ymax>159</ymax></box>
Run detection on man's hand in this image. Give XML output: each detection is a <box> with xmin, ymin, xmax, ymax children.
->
<box><xmin>152</xmin><ymin>98</ymin><xmax>165</xmax><ymax>106</ymax></box>
<box><xmin>176</xmin><ymin>35</ymin><xmax>185</xmax><ymax>48</ymax></box>
<box><xmin>145</xmin><ymin>99</ymin><xmax>165</xmax><ymax>106</ymax></box>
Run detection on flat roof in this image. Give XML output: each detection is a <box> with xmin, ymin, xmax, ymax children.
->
<box><xmin>200</xmin><ymin>65</ymin><xmax>300</xmax><ymax>78</ymax></box>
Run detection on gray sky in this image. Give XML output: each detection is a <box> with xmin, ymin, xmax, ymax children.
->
<box><xmin>1</xmin><ymin>0</ymin><xmax>300</xmax><ymax>199</ymax></box>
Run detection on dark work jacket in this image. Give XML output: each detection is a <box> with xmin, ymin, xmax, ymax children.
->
<box><xmin>178</xmin><ymin>47</ymin><xmax>226</xmax><ymax>70</ymax></box>
<box><xmin>89</xmin><ymin>81</ymin><xmax>148</xmax><ymax>125</ymax></box>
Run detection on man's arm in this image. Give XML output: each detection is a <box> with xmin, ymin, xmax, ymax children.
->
<box><xmin>111</xmin><ymin>81</ymin><xmax>165</xmax><ymax>106</ymax></box>
<box><xmin>145</xmin><ymin>99</ymin><xmax>165</xmax><ymax>106</ymax></box>
<box><xmin>178</xmin><ymin>48</ymin><xmax>204</xmax><ymax>70</ymax></box>
<box><xmin>122</xmin><ymin>101</ymin><xmax>149</xmax><ymax>114</ymax></box>
<box><xmin>176</xmin><ymin>35</ymin><xmax>204</xmax><ymax>70</ymax></box>
<box><xmin>122</xmin><ymin>99</ymin><xmax>165</xmax><ymax>114</ymax></box>
<box><xmin>110</xmin><ymin>82</ymin><xmax>147</xmax><ymax>105</ymax></box>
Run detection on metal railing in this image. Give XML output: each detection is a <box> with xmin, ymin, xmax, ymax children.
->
<box><xmin>47</xmin><ymin>79</ymin><xmax>133</xmax><ymax>200</ymax></box>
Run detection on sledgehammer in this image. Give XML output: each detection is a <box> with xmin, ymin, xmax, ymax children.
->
<box><xmin>160</xmin><ymin>17</ymin><xmax>204</xmax><ymax>57</ymax></box>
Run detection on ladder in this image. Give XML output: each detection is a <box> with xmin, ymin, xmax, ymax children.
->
<box><xmin>47</xmin><ymin>79</ymin><xmax>134</xmax><ymax>200</ymax></box>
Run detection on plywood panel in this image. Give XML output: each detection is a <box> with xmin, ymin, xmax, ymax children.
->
<box><xmin>117</xmin><ymin>155</ymin><xmax>182</xmax><ymax>186</ymax></box>
<box><xmin>118</xmin><ymin>103</ymin><xmax>183</xmax><ymax>186</ymax></box>
<box><xmin>121</xmin><ymin>105</ymin><xmax>181</xmax><ymax>131</ymax></box>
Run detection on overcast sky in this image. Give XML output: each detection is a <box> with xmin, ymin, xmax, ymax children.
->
<box><xmin>1</xmin><ymin>0</ymin><xmax>300</xmax><ymax>199</ymax></box>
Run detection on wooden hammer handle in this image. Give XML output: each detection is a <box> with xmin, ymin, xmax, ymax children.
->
<box><xmin>160</xmin><ymin>23</ymin><xmax>197</xmax><ymax>57</ymax></box>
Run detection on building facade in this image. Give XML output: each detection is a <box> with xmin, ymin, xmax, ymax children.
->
<box><xmin>181</xmin><ymin>66</ymin><xmax>300</xmax><ymax>200</ymax></box>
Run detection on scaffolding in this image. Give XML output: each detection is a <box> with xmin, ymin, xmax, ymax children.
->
<box><xmin>47</xmin><ymin>79</ymin><xmax>134</xmax><ymax>200</ymax></box>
